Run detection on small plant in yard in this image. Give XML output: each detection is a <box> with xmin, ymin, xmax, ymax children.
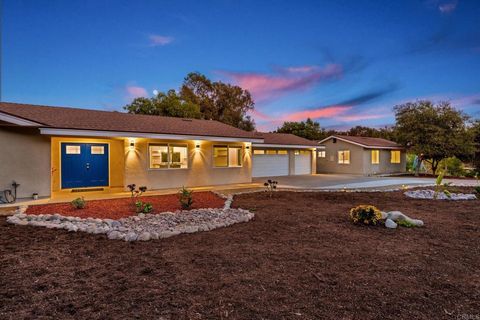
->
<box><xmin>474</xmin><ymin>186</ymin><xmax>480</xmax><ymax>194</ymax></box>
<box><xmin>349</xmin><ymin>205</ymin><xmax>383</xmax><ymax>226</ymax></box>
<box><xmin>433</xmin><ymin>172</ymin><xmax>452</xmax><ymax>199</ymax></box>
<box><xmin>71</xmin><ymin>197</ymin><xmax>86</xmax><ymax>209</ymax></box>
<box><xmin>397</xmin><ymin>219</ymin><xmax>417</xmax><ymax>228</ymax></box>
<box><xmin>135</xmin><ymin>201</ymin><xmax>153</xmax><ymax>214</ymax></box>
<box><xmin>263</xmin><ymin>179</ymin><xmax>278</xmax><ymax>197</ymax></box>
<box><xmin>127</xmin><ymin>184</ymin><xmax>152</xmax><ymax>213</ymax></box>
<box><xmin>179</xmin><ymin>186</ymin><xmax>194</xmax><ymax>209</ymax></box>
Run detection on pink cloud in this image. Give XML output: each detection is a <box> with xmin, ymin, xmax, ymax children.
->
<box><xmin>125</xmin><ymin>85</ymin><xmax>148</xmax><ymax>99</ymax></box>
<box><xmin>334</xmin><ymin>113</ymin><xmax>388</xmax><ymax>122</ymax></box>
<box><xmin>222</xmin><ymin>64</ymin><xmax>342</xmax><ymax>101</ymax></box>
<box><xmin>281</xmin><ymin>106</ymin><xmax>351</xmax><ymax>122</ymax></box>
<box><xmin>149</xmin><ymin>34</ymin><xmax>174</xmax><ymax>46</ymax></box>
<box><xmin>282</xmin><ymin>65</ymin><xmax>319</xmax><ymax>73</ymax></box>
<box><xmin>438</xmin><ymin>1</ymin><xmax>457</xmax><ymax>13</ymax></box>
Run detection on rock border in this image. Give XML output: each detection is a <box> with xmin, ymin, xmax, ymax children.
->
<box><xmin>6</xmin><ymin>196</ymin><xmax>254</xmax><ymax>242</ymax></box>
<box><xmin>404</xmin><ymin>189</ymin><xmax>477</xmax><ymax>200</ymax></box>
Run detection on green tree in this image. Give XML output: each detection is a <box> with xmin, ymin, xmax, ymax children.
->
<box><xmin>275</xmin><ymin>118</ymin><xmax>326</xmax><ymax>141</ymax></box>
<box><xmin>124</xmin><ymin>90</ymin><xmax>202</xmax><ymax>119</ymax></box>
<box><xmin>345</xmin><ymin>125</ymin><xmax>393</xmax><ymax>140</ymax></box>
<box><xmin>124</xmin><ymin>73</ymin><xmax>256</xmax><ymax>131</ymax></box>
<box><xmin>393</xmin><ymin>100</ymin><xmax>474</xmax><ymax>175</ymax></box>
<box><xmin>471</xmin><ymin>120</ymin><xmax>480</xmax><ymax>173</ymax></box>
<box><xmin>180</xmin><ymin>72</ymin><xmax>255</xmax><ymax>130</ymax></box>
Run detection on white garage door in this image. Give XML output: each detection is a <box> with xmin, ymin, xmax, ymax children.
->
<box><xmin>294</xmin><ymin>152</ymin><xmax>311</xmax><ymax>175</ymax></box>
<box><xmin>252</xmin><ymin>154</ymin><xmax>289</xmax><ymax>177</ymax></box>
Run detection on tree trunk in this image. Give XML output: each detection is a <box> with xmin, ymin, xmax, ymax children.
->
<box><xmin>415</xmin><ymin>154</ymin><xmax>421</xmax><ymax>176</ymax></box>
<box><xmin>431</xmin><ymin>161</ymin><xmax>439</xmax><ymax>176</ymax></box>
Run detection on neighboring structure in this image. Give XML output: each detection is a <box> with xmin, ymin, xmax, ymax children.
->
<box><xmin>317</xmin><ymin>135</ymin><xmax>406</xmax><ymax>175</ymax></box>
<box><xmin>251</xmin><ymin>132</ymin><xmax>318</xmax><ymax>177</ymax></box>
<box><xmin>0</xmin><ymin>102</ymin><xmax>264</xmax><ymax>200</ymax></box>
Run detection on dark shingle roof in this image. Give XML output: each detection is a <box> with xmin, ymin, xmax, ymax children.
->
<box><xmin>254</xmin><ymin>132</ymin><xmax>318</xmax><ymax>146</ymax></box>
<box><xmin>0</xmin><ymin>102</ymin><xmax>258</xmax><ymax>139</ymax></box>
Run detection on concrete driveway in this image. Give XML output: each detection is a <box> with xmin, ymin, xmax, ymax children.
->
<box><xmin>253</xmin><ymin>174</ymin><xmax>477</xmax><ymax>190</ymax></box>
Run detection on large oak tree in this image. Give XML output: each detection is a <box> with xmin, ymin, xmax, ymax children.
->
<box><xmin>124</xmin><ymin>72</ymin><xmax>255</xmax><ymax>131</ymax></box>
<box><xmin>393</xmin><ymin>100</ymin><xmax>474</xmax><ymax>175</ymax></box>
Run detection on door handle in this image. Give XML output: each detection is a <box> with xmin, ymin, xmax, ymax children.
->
<box><xmin>86</xmin><ymin>163</ymin><xmax>90</xmax><ymax>170</ymax></box>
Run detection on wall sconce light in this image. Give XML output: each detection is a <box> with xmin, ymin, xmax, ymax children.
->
<box><xmin>195</xmin><ymin>144</ymin><xmax>200</xmax><ymax>149</ymax></box>
<box><xmin>129</xmin><ymin>139</ymin><xmax>135</xmax><ymax>150</ymax></box>
<box><xmin>246</xmin><ymin>145</ymin><xmax>250</xmax><ymax>150</ymax></box>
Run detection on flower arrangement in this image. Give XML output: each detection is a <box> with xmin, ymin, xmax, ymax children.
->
<box><xmin>349</xmin><ymin>205</ymin><xmax>383</xmax><ymax>225</ymax></box>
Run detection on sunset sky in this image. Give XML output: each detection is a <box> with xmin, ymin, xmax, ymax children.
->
<box><xmin>3</xmin><ymin>0</ymin><xmax>480</xmax><ymax>131</ymax></box>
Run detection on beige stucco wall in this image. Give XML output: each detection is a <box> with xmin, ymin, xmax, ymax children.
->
<box><xmin>51</xmin><ymin>137</ymin><xmax>125</xmax><ymax>192</ymax></box>
<box><xmin>317</xmin><ymin>140</ymin><xmax>365</xmax><ymax>174</ymax></box>
<box><xmin>362</xmin><ymin>149</ymin><xmax>406</xmax><ymax>175</ymax></box>
<box><xmin>317</xmin><ymin>139</ymin><xmax>406</xmax><ymax>175</ymax></box>
<box><xmin>124</xmin><ymin>138</ymin><xmax>252</xmax><ymax>190</ymax></box>
<box><xmin>0</xmin><ymin>126</ymin><xmax>51</xmax><ymax>199</ymax></box>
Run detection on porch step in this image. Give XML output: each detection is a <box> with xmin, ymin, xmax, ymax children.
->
<box><xmin>71</xmin><ymin>188</ymin><xmax>105</xmax><ymax>193</ymax></box>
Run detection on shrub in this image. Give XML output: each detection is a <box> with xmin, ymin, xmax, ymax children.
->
<box><xmin>179</xmin><ymin>187</ymin><xmax>193</xmax><ymax>209</ymax></box>
<box><xmin>397</xmin><ymin>219</ymin><xmax>416</xmax><ymax>228</ymax></box>
<box><xmin>439</xmin><ymin>157</ymin><xmax>465</xmax><ymax>177</ymax></box>
<box><xmin>135</xmin><ymin>201</ymin><xmax>153</xmax><ymax>214</ymax></box>
<box><xmin>71</xmin><ymin>197</ymin><xmax>86</xmax><ymax>209</ymax></box>
<box><xmin>127</xmin><ymin>184</ymin><xmax>148</xmax><ymax>213</ymax></box>
<box><xmin>264</xmin><ymin>179</ymin><xmax>278</xmax><ymax>197</ymax></box>
<box><xmin>475</xmin><ymin>186</ymin><xmax>480</xmax><ymax>194</ymax></box>
<box><xmin>349</xmin><ymin>205</ymin><xmax>383</xmax><ymax>225</ymax></box>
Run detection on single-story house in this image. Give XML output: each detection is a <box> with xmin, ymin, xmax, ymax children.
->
<box><xmin>251</xmin><ymin>132</ymin><xmax>318</xmax><ymax>177</ymax></box>
<box><xmin>317</xmin><ymin>135</ymin><xmax>406</xmax><ymax>175</ymax></box>
<box><xmin>0</xmin><ymin>102</ymin><xmax>317</xmax><ymax>200</ymax></box>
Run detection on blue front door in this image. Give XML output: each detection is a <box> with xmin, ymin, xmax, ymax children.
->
<box><xmin>61</xmin><ymin>143</ymin><xmax>109</xmax><ymax>189</ymax></box>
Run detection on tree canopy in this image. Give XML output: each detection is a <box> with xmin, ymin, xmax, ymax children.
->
<box><xmin>471</xmin><ymin>120</ymin><xmax>480</xmax><ymax>173</ymax></box>
<box><xmin>393</xmin><ymin>100</ymin><xmax>474</xmax><ymax>174</ymax></box>
<box><xmin>274</xmin><ymin>118</ymin><xmax>329</xmax><ymax>141</ymax></box>
<box><xmin>124</xmin><ymin>72</ymin><xmax>255</xmax><ymax>131</ymax></box>
<box><xmin>344</xmin><ymin>125</ymin><xmax>393</xmax><ymax>140</ymax></box>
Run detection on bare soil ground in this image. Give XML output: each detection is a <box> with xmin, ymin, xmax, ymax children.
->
<box><xmin>1</xmin><ymin>189</ymin><xmax>479</xmax><ymax>319</ymax></box>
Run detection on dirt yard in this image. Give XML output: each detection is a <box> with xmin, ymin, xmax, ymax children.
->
<box><xmin>1</xmin><ymin>190</ymin><xmax>479</xmax><ymax>319</ymax></box>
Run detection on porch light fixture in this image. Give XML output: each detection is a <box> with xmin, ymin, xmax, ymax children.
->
<box><xmin>195</xmin><ymin>144</ymin><xmax>200</xmax><ymax>149</ymax></box>
<box><xmin>246</xmin><ymin>145</ymin><xmax>250</xmax><ymax>149</ymax></box>
<box><xmin>129</xmin><ymin>139</ymin><xmax>135</xmax><ymax>150</ymax></box>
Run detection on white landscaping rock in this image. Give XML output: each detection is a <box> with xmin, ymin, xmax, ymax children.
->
<box><xmin>404</xmin><ymin>189</ymin><xmax>477</xmax><ymax>201</ymax></box>
<box><xmin>382</xmin><ymin>210</ymin><xmax>424</xmax><ymax>228</ymax></box>
<box><xmin>385</xmin><ymin>218</ymin><xmax>397</xmax><ymax>229</ymax></box>
<box><xmin>6</xmin><ymin>194</ymin><xmax>255</xmax><ymax>242</ymax></box>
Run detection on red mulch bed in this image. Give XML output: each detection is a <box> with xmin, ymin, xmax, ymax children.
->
<box><xmin>25</xmin><ymin>191</ymin><xmax>224</xmax><ymax>220</ymax></box>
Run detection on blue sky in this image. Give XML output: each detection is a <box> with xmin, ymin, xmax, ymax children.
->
<box><xmin>3</xmin><ymin>0</ymin><xmax>480</xmax><ymax>131</ymax></box>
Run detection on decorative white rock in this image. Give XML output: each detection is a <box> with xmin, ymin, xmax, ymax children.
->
<box><xmin>404</xmin><ymin>189</ymin><xmax>477</xmax><ymax>201</ymax></box>
<box><xmin>6</xmin><ymin>194</ymin><xmax>254</xmax><ymax>242</ymax></box>
<box><xmin>385</xmin><ymin>218</ymin><xmax>398</xmax><ymax>229</ymax></box>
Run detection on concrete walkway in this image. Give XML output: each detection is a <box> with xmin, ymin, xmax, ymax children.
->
<box><xmin>253</xmin><ymin>174</ymin><xmax>479</xmax><ymax>190</ymax></box>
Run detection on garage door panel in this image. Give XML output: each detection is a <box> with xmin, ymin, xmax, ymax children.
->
<box><xmin>252</xmin><ymin>155</ymin><xmax>289</xmax><ymax>177</ymax></box>
<box><xmin>294</xmin><ymin>154</ymin><xmax>311</xmax><ymax>175</ymax></box>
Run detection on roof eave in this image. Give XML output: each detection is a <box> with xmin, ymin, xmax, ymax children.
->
<box><xmin>39</xmin><ymin>128</ymin><xmax>264</xmax><ymax>143</ymax></box>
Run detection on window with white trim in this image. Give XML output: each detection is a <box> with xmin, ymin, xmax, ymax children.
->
<box><xmin>318</xmin><ymin>150</ymin><xmax>326</xmax><ymax>158</ymax></box>
<box><xmin>371</xmin><ymin>150</ymin><xmax>379</xmax><ymax>164</ymax></box>
<box><xmin>391</xmin><ymin>150</ymin><xmax>401</xmax><ymax>164</ymax></box>
<box><xmin>338</xmin><ymin>150</ymin><xmax>350</xmax><ymax>164</ymax></box>
<box><xmin>149</xmin><ymin>144</ymin><xmax>188</xmax><ymax>169</ymax></box>
<box><xmin>214</xmin><ymin>145</ymin><xmax>243</xmax><ymax>167</ymax></box>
